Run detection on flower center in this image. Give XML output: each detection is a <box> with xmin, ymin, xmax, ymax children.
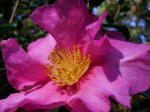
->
<box><xmin>45</xmin><ymin>45</ymin><xmax>91</xmax><ymax>86</ymax></box>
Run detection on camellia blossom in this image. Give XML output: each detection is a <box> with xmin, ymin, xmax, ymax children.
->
<box><xmin>0</xmin><ymin>0</ymin><xmax>150</xmax><ymax>112</ymax></box>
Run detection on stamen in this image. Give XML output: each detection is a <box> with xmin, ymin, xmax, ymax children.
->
<box><xmin>45</xmin><ymin>45</ymin><xmax>91</xmax><ymax>86</ymax></box>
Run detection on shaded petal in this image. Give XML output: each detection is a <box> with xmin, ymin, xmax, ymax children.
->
<box><xmin>82</xmin><ymin>35</ymin><xmax>123</xmax><ymax>66</ymax></box>
<box><xmin>27</xmin><ymin>34</ymin><xmax>57</xmax><ymax>65</ymax></box>
<box><xmin>75</xmin><ymin>36</ymin><xmax>150</xmax><ymax>111</ymax></box>
<box><xmin>85</xmin><ymin>11</ymin><xmax>108</xmax><ymax>39</ymax></box>
<box><xmin>1</xmin><ymin>38</ymin><xmax>47</xmax><ymax>91</ymax></box>
<box><xmin>107</xmin><ymin>38</ymin><xmax>150</xmax><ymax>94</ymax></box>
<box><xmin>30</xmin><ymin>0</ymin><xmax>97</xmax><ymax>48</ymax></box>
<box><xmin>0</xmin><ymin>81</ymin><xmax>66</xmax><ymax>112</ymax></box>
<box><xmin>68</xmin><ymin>67</ymin><xmax>130</xmax><ymax>112</ymax></box>
<box><xmin>105</xmin><ymin>31</ymin><xmax>126</xmax><ymax>41</ymax></box>
<box><xmin>85</xmin><ymin>35</ymin><xmax>150</xmax><ymax>94</ymax></box>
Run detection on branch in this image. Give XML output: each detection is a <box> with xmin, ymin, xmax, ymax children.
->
<box><xmin>113</xmin><ymin>5</ymin><xmax>120</xmax><ymax>21</ymax></box>
<box><xmin>9</xmin><ymin>0</ymin><xmax>19</xmax><ymax>23</ymax></box>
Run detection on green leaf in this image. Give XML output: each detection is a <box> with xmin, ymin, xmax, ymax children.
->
<box><xmin>0</xmin><ymin>67</ymin><xmax>6</xmax><ymax>72</ymax></box>
<box><xmin>118</xmin><ymin>0</ymin><xmax>125</xmax><ymax>5</ymax></box>
<box><xmin>89</xmin><ymin>0</ymin><xmax>105</xmax><ymax>7</ymax></box>
<box><xmin>120</xmin><ymin>1</ymin><xmax>131</xmax><ymax>12</ymax></box>
<box><xmin>0</xmin><ymin>20</ymin><xmax>17</xmax><ymax>34</ymax></box>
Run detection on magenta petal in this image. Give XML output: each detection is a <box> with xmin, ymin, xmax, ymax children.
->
<box><xmin>85</xmin><ymin>11</ymin><xmax>108</xmax><ymax>39</ymax></box>
<box><xmin>30</xmin><ymin>0</ymin><xmax>97</xmax><ymax>48</ymax></box>
<box><xmin>0</xmin><ymin>81</ymin><xmax>66</xmax><ymax>112</ymax></box>
<box><xmin>1</xmin><ymin>38</ymin><xmax>47</xmax><ymax>91</ymax></box>
<box><xmin>27</xmin><ymin>34</ymin><xmax>56</xmax><ymax>65</ymax></box>
<box><xmin>0</xmin><ymin>92</ymin><xmax>25</xmax><ymax>112</ymax></box>
<box><xmin>86</xmin><ymin>35</ymin><xmax>150</xmax><ymax>94</ymax></box>
<box><xmin>77</xmin><ymin>35</ymin><xmax>150</xmax><ymax>111</ymax></box>
<box><xmin>83</xmin><ymin>35</ymin><xmax>123</xmax><ymax>66</ymax></box>
<box><xmin>105</xmin><ymin>31</ymin><xmax>126</xmax><ymax>41</ymax></box>
<box><xmin>107</xmin><ymin>38</ymin><xmax>150</xmax><ymax>94</ymax></box>
<box><xmin>68</xmin><ymin>67</ymin><xmax>130</xmax><ymax>112</ymax></box>
<box><xmin>30</xmin><ymin>4</ymin><xmax>63</xmax><ymax>36</ymax></box>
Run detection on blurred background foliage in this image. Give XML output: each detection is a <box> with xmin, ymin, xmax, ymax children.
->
<box><xmin>0</xmin><ymin>0</ymin><xmax>150</xmax><ymax>112</ymax></box>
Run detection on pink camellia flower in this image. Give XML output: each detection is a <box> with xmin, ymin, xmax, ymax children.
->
<box><xmin>0</xmin><ymin>0</ymin><xmax>150</xmax><ymax>112</ymax></box>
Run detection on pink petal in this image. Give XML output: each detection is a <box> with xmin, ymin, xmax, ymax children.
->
<box><xmin>105</xmin><ymin>31</ymin><xmax>126</xmax><ymax>41</ymax></box>
<box><xmin>77</xmin><ymin>35</ymin><xmax>150</xmax><ymax>111</ymax></box>
<box><xmin>30</xmin><ymin>0</ymin><xmax>97</xmax><ymax>48</ymax></box>
<box><xmin>85</xmin><ymin>35</ymin><xmax>150</xmax><ymax>94</ymax></box>
<box><xmin>85</xmin><ymin>11</ymin><xmax>108</xmax><ymax>39</ymax></box>
<box><xmin>82</xmin><ymin>35</ymin><xmax>123</xmax><ymax>66</ymax></box>
<box><xmin>68</xmin><ymin>67</ymin><xmax>130</xmax><ymax>112</ymax></box>
<box><xmin>0</xmin><ymin>92</ymin><xmax>25</xmax><ymax>112</ymax></box>
<box><xmin>107</xmin><ymin>37</ymin><xmax>150</xmax><ymax>94</ymax></box>
<box><xmin>1</xmin><ymin>38</ymin><xmax>48</xmax><ymax>91</ymax></box>
<box><xmin>27</xmin><ymin>34</ymin><xmax>57</xmax><ymax>65</ymax></box>
<box><xmin>0</xmin><ymin>81</ymin><xmax>67</xmax><ymax>112</ymax></box>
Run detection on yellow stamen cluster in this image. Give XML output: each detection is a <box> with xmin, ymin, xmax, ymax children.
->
<box><xmin>45</xmin><ymin>45</ymin><xmax>91</xmax><ymax>86</ymax></box>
